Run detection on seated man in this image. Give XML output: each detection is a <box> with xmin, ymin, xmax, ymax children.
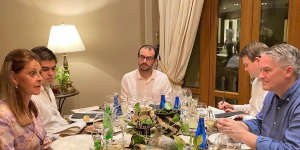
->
<box><xmin>217</xmin><ymin>43</ymin><xmax>300</xmax><ymax>149</ymax></box>
<box><xmin>120</xmin><ymin>45</ymin><xmax>172</xmax><ymax>104</ymax></box>
<box><xmin>218</xmin><ymin>41</ymin><xmax>269</xmax><ymax>118</ymax></box>
<box><xmin>31</xmin><ymin>46</ymin><xmax>85</xmax><ymax>137</ymax></box>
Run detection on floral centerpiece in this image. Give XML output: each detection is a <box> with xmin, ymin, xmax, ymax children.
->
<box><xmin>126</xmin><ymin>102</ymin><xmax>198</xmax><ymax>150</ymax></box>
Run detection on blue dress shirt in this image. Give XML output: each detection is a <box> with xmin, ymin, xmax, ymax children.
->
<box><xmin>244</xmin><ymin>78</ymin><xmax>300</xmax><ymax>150</ymax></box>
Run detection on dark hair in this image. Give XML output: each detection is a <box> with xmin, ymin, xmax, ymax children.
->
<box><xmin>137</xmin><ymin>45</ymin><xmax>159</xmax><ymax>59</ymax></box>
<box><xmin>31</xmin><ymin>46</ymin><xmax>57</xmax><ymax>63</ymax></box>
<box><xmin>239</xmin><ymin>41</ymin><xmax>269</xmax><ymax>62</ymax></box>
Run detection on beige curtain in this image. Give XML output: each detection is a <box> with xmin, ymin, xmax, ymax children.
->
<box><xmin>158</xmin><ymin>0</ymin><xmax>204</xmax><ymax>88</ymax></box>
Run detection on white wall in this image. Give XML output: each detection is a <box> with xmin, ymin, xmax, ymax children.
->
<box><xmin>0</xmin><ymin>0</ymin><xmax>147</xmax><ymax>114</ymax></box>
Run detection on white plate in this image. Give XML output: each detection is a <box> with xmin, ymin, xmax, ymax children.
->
<box><xmin>51</xmin><ymin>134</ymin><xmax>93</xmax><ymax>150</ymax></box>
<box><xmin>69</xmin><ymin>112</ymin><xmax>103</xmax><ymax>123</ymax></box>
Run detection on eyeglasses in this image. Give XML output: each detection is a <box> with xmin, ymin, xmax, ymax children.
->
<box><xmin>138</xmin><ymin>55</ymin><xmax>154</xmax><ymax>61</ymax></box>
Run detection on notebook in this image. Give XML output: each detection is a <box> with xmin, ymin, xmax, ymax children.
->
<box><xmin>214</xmin><ymin>111</ymin><xmax>246</xmax><ymax>118</ymax></box>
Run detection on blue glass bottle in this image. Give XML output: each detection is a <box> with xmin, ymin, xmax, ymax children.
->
<box><xmin>195</xmin><ymin>118</ymin><xmax>207</xmax><ymax>149</ymax></box>
<box><xmin>174</xmin><ymin>96</ymin><xmax>181</xmax><ymax>120</ymax></box>
<box><xmin>160</xmin><ymin>94</ymin><xmax>166</xmax><ymax>109</ymax></box>
<box><xmin>113</xmin><ymin>93</ymin><xmax>123</xmax><ymax>118</ymax></box>
<box><xmin>174</xmin><ymin>96</ymin><xmax>180</xmax><ymax>109</ymax></box>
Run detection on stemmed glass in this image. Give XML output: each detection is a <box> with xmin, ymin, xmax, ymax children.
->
<box><xmin>141</xmin><ymin>97</ymin><xmax>151</xmax><ymax>107</ymax></box>
<box><xmin>118</xmin><ymin>101</ymin><xmax>129</xmax><ymax>149</ymax></box>
<box><xmin>181</xmin><ymin>88</ymin><xmax>191</xmax><ymax>117</ymax></box>
<box><xmin>102</xmin><ymin>101</ymin><xmax>114</xmax><ymax>150</ymax></box>
<box><xmin>183</xmin><ymin>88</ymin><xmax>193</xmax><ymax>100</ymax></box>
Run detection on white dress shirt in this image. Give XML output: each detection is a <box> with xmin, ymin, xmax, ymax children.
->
<box><xmin>31</xmin><ymin>86</ymin><xmax>68</xmax><ymax>135</ymax></box>
<box><xmin>233</xmin><ymin>78</ymin><xmax>268</xmax><ymax>117</ymax></box>
<box><xmin>120</xmin><ymin>69</ymin><xmax>172</xmax><ymax>105</ymax></box>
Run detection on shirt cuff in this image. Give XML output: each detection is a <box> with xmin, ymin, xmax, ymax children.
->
<box><xmin>243</xmin><ymin>119</ymin><xmax>260</xmax><ymax>135</ymax></box>
<box><xmin>256</xmin><ymin>136</ymin><xmax>272</xmax><ymax>150</ymax></box>
<box><xmin>233</xmin><ymin>104</ymin><xmax>250</xmax><ymax>112</ymax></box>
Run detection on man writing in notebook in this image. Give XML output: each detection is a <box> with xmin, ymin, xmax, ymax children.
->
<box><xmin>218</xmin><ymin>41</ymin><xmax>269</xmax><ymax>119</ymax></box>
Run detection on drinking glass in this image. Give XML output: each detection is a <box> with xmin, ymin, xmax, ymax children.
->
<box><xmin>127</xmin><ymin>97</ymin><xmax>138</xmax><ymax>116</ymax></box>
<box><xmin>205</xmin><ymin>108</ymin><xmax>217</xmax><ymax>136</ymax></box>
<box><xmin>181</xmin><ymin>88</ymin><xmax>192</xmax><ymax>115</ymax></box>
<box><xmin>189</xmin><ymin>112</ymin><xmax>199</xmax><ymax>129</ymax></box>
<box><xmin>184</xmin><ymin>88</ymin><xmax>193</xmax><ymax>101</ymax></box>
<box><xmin>197</xmin><ymin>102</ymin><xmax>208</xmax><ymax>118</ymax></box>
<box><xmin>92</xmin><ymin>132</ymin><xmax>103</xmax><ymax>150</ymax></box>
<box><xmin>93</xmin><ymin>114</ymin><xmax>103</xmax><ymax>134</ymax></box>
<box><xmin>103</xmin><ymin>102</ymin><xmax>114</xmax><ymax>149</ymax></box>
<box><xmin>119</xmin><ymin>101</ymin><xmax>129</xmax><ymax>149</ymax></box>
<box><xmin>141</xmin><ymin>97</ymin><xmax>152</xmax><ymax>107</ymax></box>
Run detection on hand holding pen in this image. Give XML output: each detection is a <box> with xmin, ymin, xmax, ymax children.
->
<box><xmin>218</xmin><ymin>100</ymin><xmax>234</xmax><ymax>112</ymax></box>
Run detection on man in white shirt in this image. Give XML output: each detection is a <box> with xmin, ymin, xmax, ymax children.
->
<box><xmin>218</xmin><ymin>41</ymin><xmax>269</xmax><ymax>118</ymax></box>
<box><xmin>120</xmin><ymin>45</ymin><xmax>172</xmax><ymax>105</ymax></box>
<box><xmin>31</xmin><ymin>46</ymin><xmax>84</xmax><ymax>137</ymax></box>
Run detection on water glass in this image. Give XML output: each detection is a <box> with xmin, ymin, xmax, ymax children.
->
<box><xmin>197</xmin><ymin>102</ymin><xmax>208</xmax><ymax>118</ymax></box>
<box><xmin>92</xmin><ymin>133</ymin><xmax>103</xmax><ymax>150</ymax></box>
<box><xmin>141</xmin><ymin>97</ymin><xmax>152</xmax><ymax>107</ymax></box>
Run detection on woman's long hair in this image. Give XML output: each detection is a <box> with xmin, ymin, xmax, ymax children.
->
<box><xmin>0</xmin><ymin>49</ymin><xmax>40</xmax><ymax>126</ymax></box>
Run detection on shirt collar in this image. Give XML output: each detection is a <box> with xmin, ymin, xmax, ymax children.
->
<box><xmin>276</xmin><ymin>77</ymin><xmax>300</xmax><ymax>102</ymax></box>
<box><xmin>136</xmin><ymin>69</ymin><xmax>156</xmax><ymax>82</ymax></box>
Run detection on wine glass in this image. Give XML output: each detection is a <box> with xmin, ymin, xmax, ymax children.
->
<box><xmin>120</xmin><ymin>101</ymin><xmax>130</xmax><ymax>149</ymax></box>
<box><xmin>183</xmin><ymin>88</ymin><xmax>193</xmax><ymax>100</ymax></box>
<box><xmin>92</xmin><ymin>113</ymin><xmax>103</xmax><ymax>134</ymax></box>
<box><xmin>127</xmin><ymin>97</ymin><xmax>138</xmax><ymax>117</ymax></box>
<box><xmin>141</xmin><ymin>97</ymin><xmax>151</xmax><ymax>107</ymax></box>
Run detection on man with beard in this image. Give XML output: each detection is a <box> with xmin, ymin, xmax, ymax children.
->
<box><xmin>120</xmin><ymin>45</ymin><xmax>172</xmax><ymax>105</ymax></box>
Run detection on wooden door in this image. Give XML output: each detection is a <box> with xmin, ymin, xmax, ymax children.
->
<box><xmin>185</xmin><ymin>0</ymin><xmax>295</xmax><ymax>107</ymax></box>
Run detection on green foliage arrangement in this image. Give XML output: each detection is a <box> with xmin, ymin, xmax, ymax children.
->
<box><xmin>55</xmin><ymin>67</ymin><xmax>70</xmax><ymax>85</ymax></box>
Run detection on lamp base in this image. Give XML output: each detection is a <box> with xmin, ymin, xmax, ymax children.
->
<box><xmin>63</xmin><ymin>54</ymin><xmax>69</xmax><ymax>72</ymax></box>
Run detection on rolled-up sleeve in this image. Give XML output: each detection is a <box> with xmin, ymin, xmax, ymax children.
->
<box><xmin>244</xmin><ymin>119</ymin><xmax>261</xmax><ymax>135</ymax></box>
<box><xmin>255</xmin><ymin>106</ymin><xmax>300</xmax><ymax>150</ymax></box>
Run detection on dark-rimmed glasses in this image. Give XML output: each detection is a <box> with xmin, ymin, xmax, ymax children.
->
<box><xmin>138</xmin><ymin>55</ymin><xmax>154</xmax><ymax>61</ymax></box>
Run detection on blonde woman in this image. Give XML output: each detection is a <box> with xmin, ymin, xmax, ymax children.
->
<box><xmin>0</xmin><ymin>49</ymin><xmax>51</xmax><ymax>149</ymax></box>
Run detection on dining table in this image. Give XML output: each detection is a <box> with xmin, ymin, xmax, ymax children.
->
<box><xmin>50</xmin><ymin>105</ymin><xmax>252</xmax><ymax>150</ymax></box>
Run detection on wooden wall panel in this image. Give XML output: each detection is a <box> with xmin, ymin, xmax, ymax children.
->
<box><xmin>287</xmin><ymin>0</ymin><xmax>300</xmax><ymax>50</ymax></box>
<box><xmin>208</xmin><ymin>0</ymin><xmax>218</xmax><ymax>106</ymax></box>
<box><xmin>237</xmin><ymin>0</ymin><xmax>253</xmax><ymax>104</ymax></box>
<box><xmin>198</xmin><ymin>0</ymin><xmax>211</xmax><ymax>105</ymax></box>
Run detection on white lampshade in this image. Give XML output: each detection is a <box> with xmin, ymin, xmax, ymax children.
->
<box><xmin>47</xmin><ymin>24</ymin><xmax>85</xmax><ymax>53</ymax></box>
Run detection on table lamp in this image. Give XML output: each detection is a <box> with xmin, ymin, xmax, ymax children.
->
<box><xmin>47</xmin><ymin>24</ymin><xmax>85</xmax><ymax>93</ymax></box>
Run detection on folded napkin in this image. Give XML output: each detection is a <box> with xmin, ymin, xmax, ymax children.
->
<box><xmin>72</xmin><ymin>106</ymin><xmax>100</xmax><ymax>113</ymax></box>
<box><xmin>49</xmin><ymin>121</ymin><xmax>87</xmax><ymax>136</ymax></box>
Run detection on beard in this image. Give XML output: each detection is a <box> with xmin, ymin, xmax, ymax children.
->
<box><xmin>139</xmin><ymin>63</ymin><xmax>153</xmax><ymax>72</ymax></box>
